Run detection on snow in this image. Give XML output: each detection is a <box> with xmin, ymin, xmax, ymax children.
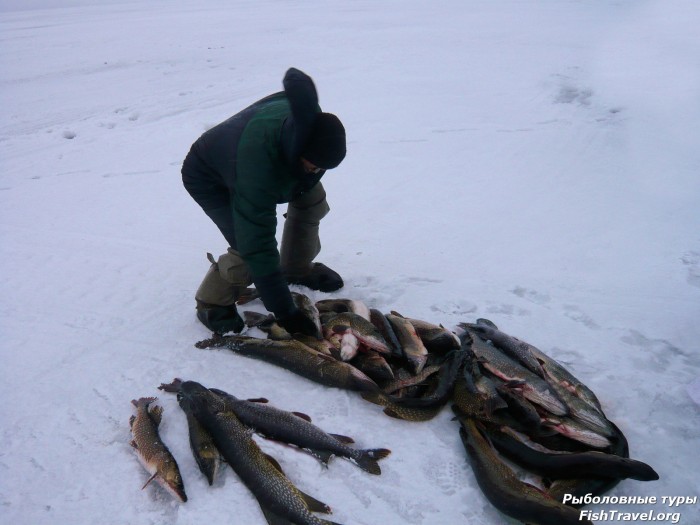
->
<box><xmin>1</xmin><ymin>1</ymin><xmax>699</xmax><ymax>524</ymax></box>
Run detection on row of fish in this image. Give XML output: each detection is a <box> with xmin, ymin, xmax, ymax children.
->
<box><xmin>192</xmin><ymin>294</ymin><xmax>659</xmax><ymax>525</ymax></box>
<box><xmin>129</xmin><ymin>378</ymin><xmax>391</xmax><ymax>524</ymax></box>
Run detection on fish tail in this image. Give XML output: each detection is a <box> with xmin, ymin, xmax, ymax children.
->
<box><xmin>354</xmin><ymin>448</ymin><xmax>391</xmax><ymax>475</ymax></box>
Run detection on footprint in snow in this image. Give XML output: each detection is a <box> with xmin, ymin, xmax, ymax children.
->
<box><xmin>62</xmin><ymin>130</ymin><xmax>76</xmax><ymax>139</ymax></box>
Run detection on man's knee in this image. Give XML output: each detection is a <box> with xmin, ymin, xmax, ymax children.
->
<box><xmin>287</xmin><ymin>183</ymin><xmax>330</xmax><ymax>223</ymax></box>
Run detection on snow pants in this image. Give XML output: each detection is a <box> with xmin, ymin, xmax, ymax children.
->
<box><xmin>188</xmin><ymin>184</ymin><xmax>330</xmax><ymax>308</ymax></box>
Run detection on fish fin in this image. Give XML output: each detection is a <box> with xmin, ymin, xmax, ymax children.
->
<box><xmin>354</xmin><ymin>448</ymin><xmax>392</xmax><ymax>475</ymax></box>
<box><xmin>484</xmin><ymin>395</ymin><xmax>508</xmax><ymax>417</ymax></box>
<box><xmin>141</xmin><ymin>472</ymin><xmax>158</xmax><ymax>490</ymax></box>
<box><xmin>129</xmin><ymin>415</ymin><xmax>135</xmax><ymax>429</ymax></box>
<box><xmin>235</xmin><ymin>289</ymin><xmax>260</xmax><ymax>305</ymax></box>
<box><xmin>382</xmin><ymin>408</ymin><xmax>403</xmax><ymax>419</ymax></box>
<box><xmin>247</xmin><ymin>397</ymin><xmax>269</xmax><ymax>403</ymax></box>
<box><xmin>317</xmin><ymin>353</ymin><xmax>337</xmax><ymax>363</ymax></box>
<box><xmin>263</xmin><ymin>453</ymin><xmax>286</xmax><ymax>475</ymax></box>
<box><xmin>360</xmin><ymin>391</ymin><xmax>387</xmax><ymax>406</ymax></box>
<box><xmin>389</xmin><ymin>310</ymin><xmax>405</xmax><ymax>317</ymax></box>
<box><xmin>129</xmin><ymin>439</ymin><xmax>137</xmax><ymax>449</ymax></box>
<box><xmin>259</xmin><ymin>506</ymin><xmax>295</xmax><ymax>525</ymax></box>
<box><xmin>149</xmin><ymin>405</ymin><xmax>163</xmax><ymax>426</ymax></box>
<box><xmin>329</xmin><ymin>433</ymin><xmax>354</xmax><ymax>444</ymax></box>
<box><xmin>157</xmin><ymin>379</ymin><xmax>182</xmax><ymax>393</ymax></box>
<box><xmin>292</xmin><ymin>411</ymin><xmax>312</xmax><ymax>422</ymax></box>
<box><xmin>298</xmin><ymin>490</ymin><xmax>332</xmax><ymax>514</ymax></box>
<box><xmin>308</xmin><ymin>448</ymin><xmax>334</xmax><ymax>465</ymax></box>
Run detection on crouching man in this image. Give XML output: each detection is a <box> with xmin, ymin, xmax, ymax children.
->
<box><xmin>182</xmin><ymin>67</ymin><xmax>346</xmax><ymax>336</ymax></box>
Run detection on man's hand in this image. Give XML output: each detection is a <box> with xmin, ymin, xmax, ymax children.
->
<box><xmin>277</xmin><ymin>309</ymin><xmax>320</xmax><ymax>338</ymax></box>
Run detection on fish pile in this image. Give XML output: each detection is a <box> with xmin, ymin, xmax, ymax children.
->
<box><xmin>128</xmin><ymin>378</ymin><xmax>391</xmax><ymax>524</ymax></box>
<box><xmin>190</xmin><ymin>293</ymin><xmax>659</xmax><ymax>525</ymax></box>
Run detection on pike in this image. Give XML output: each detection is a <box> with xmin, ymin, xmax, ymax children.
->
<box><xmin>483</xmin><ymin>423</ymin><xmax>658</xmax><ymax>481</ymax></box>
<box><xmin>129</xmin><ymin>397</ymin><xmax>187</xmax><ymax>502</ymax></box>
<box><xmin>350</xmin><ymin>350</ymin><xmax>395</xmax><ymax>383</ymax></box>
<box><xmin>243</xmin><ymin>311</ymin><xmax>293</xmax><ymax>340</ymax></box>
<box><xmin>387</xmin><ymin>348</ymin><xmax>466</xmax><ymax>409</ymax></box>
<box><xmin>464</xmin><ymin>323</ymin><xmax>544</xmax><ymax>377</ymax></box>
<box><xmin>322</xmin><ymin>312</ymin><xmax>391</xmax><ymax>361</ymax></box>
<box><xmin>316</xmin><ymin>298</ymin><xmax>371</xmax><ymax>321</ymax></box>
<box><xmin>361</xmin><ymin>390</ymin><xmax>444</xmax><ymax>422</ymax></box>
<box><xmin>386</xmin><ymin>312</ymin><xmax>429</xmax><ymax>374</ymax></box>
<box><xmin>405</xmin><ymin>317</ymin><xmax>460</xmax><ymax>355</ymax></box>
<box><xmin>292</xmin><ymin>292</ymin><xmax>323</xmax><ymax>340</ymax></box>
<box><xmin>458</xmin><ymin>418</ymin><xmax>593</xmax><ymax>525</ymax></box>
<box><xmin>547</xmin><ymin>420</ymin><xmax>632</xmax><ymax>506</ymax></box>
<box><xmin>540</xmin><ymin>363</ymin><xmax>614</xmax><ymax>437</ymax></box>
<box><xmin>175</xmin><ymin>381</ymin><xmax>341</xmax><ymax>525</ymax></box>
<box><xmin>196</xmin><ymin>334</ymin><xmax>379</xmax><ymax>392</ymax></box>
<box><xmin>369</xmin><ymin>308</ymin><xmax>403</xmax><ymax>358</ymax></box>
<box><xmin>456</xmin><ymin>323</ymin><xmax>568</xmax><ymax>416</ymax></box>
<box><xmin>209</xmin><ymin>387</ymin><xmax>391</xmax><ymax>475</ymax></box>
<box><xmin>158</xmin><ymin>381</ymin><xmax>222</xmax><ymax>485</ymax></box>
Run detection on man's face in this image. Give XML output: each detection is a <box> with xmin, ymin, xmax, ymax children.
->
<box><xmin>300</xmin><ymin>157</ymin><xmax>322</xmax><ymax>175</ymax></box>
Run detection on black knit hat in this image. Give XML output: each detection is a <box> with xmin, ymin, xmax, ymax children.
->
<box><xmin>302</xmin><ymin>112</ymin><xmax>346</xmax><ymax>169</ymax></box>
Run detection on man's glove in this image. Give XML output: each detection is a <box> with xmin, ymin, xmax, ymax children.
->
<box><xmin>277</xmin><ymin>309</ymin><xmax>320</xmax><ymax>338</ymax></box>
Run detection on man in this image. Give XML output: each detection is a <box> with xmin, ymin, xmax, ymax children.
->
<box><xmin>182</xmin><ymin>67</ymin><xmax>346</xmax><ymax>337</ymax></box>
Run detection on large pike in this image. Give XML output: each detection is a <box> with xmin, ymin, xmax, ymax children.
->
<box><xmin>458</xmin><ymin>418</ymin><xmax>592</xmax><ymax>525</ymax></box>
<box><xmin>386</xmin><ymin>312</ymin><xmax>429</xmax><ymax>374</ymax></box>
<box><xmin>209</xmin><ymin>387</ymin><xmax>391</xmax><ymax>475</ymax></box>
<box><xmin>175</xmin><ymin>381</ymin><xmax>341</xmax><ymax>525</ymax></box>
<box><xmin>456</xmin><ymin>324</ymin><xmax>568</xmax><ymax>416</ymax></box>
<box><xmin>129</xmin><ymin>397</ymin><xmax>187</xmax><ymax>502</ymax></box>
<box><xmin>464</xmin><ymin>323</ymin><xmax>545</xmax><ymax>377</ymax></box>
<box><xmin>196</xmin><ymin>334</ymin><xmax>379</xmax><ymax>392</ymax></box>
<box><xmin>483</xmin><ymin>423</ymin><xmax>658</xmax><ymax>481</ymax></box>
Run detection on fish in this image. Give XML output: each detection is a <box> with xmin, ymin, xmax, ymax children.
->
<box><xmin>322</xmin><ymin>312</ymin><xmax>391</xmax><ymax>361</ymax></box>
<box><xmin>350</xmin><ymin>350</ymin><xmax>395</xmax><ymax>383</ymax></box>
<box><xmin>529</xmin><ymin>346</ymin><xmax>605</xmax><ymax>415</ymax></box>
<box><xmin>292</xmin><ymin>292</ymin><xmax>323</xmax><ymax>340</ymax></box>
<box><xmin>405</xmin><ymin>317</ymin><xmax>460</xmax><ymax>355</ymax></box>
<box><xmin>547</xmin><ymin>421</ymin><xmax>631</xmax><ymax>506</ymax></box>
<box><xmin>209</xmin><ymin>387</ymin><xmax>391</xmax><ymax>475</ymax></box>
<box><xmin>381</xmin><ymin>364</ymin><xmax>441</xmax><ymax>395</ymax></box>
<box><xmin>458</xmin><ymin>332</ymin><xmax>509</xmax><ymax>416</ymax></box>
<box><xmin>243</xmin><ymin>311</ymin><xmax>293</xmax><ymax>340</ymax></box>
<box><xmin>483</xmin><ymin>423</ymin><xmax>658</xmax><ymax>481</ymax></box>
<box><xmin>195</xmin><ymin>334</ymin><xmax>379</xmax><ymax>392</ymax></box>
<box><xmin>158</xmin><ymin>380</ymin><xmax>222</xmax><ymax>485</ymax></box>
<box><xmin>540</xmin><ymin>414</ymin><xmax>612</xmax><ymax>449</ymax></box>
<box><xmin>316</xmin><ymin>298</ymin><xmax>371</xmax><ymax>321</ymax></box>
<box><xmin>458</xmin><ymin>418</ymin><xmax>593</xmax><ymax>525</ymax></box>
<box><xmin>129</xmin><ymin>397</ymin><xmax>187</xmax><ymax>502</ymax></box>
<box><xmin>464</xmin><ymin>323</ymin><xmax>544</xmax><ymax>378</ymax></box>
<box><xmin>539</xmin><ymin>363</ymin><xmax>614</xmax><ymax>437</ymax></box>
<box><xmin>175</xmin><ymin>381</ymin><xmax>341</xmax><ymax>525</ymax></box>
<box><xmin>457</xmin><ymin>323</ymin><xmax>568</xmax><ymax>416</ymax></box>
<box><xmin>386</xmin><ymin>312</ymin><xmax>429</xmax><ymax>374</ymax></box>
<box><xmin>361</xmin><ymin>390</ymin><xmax>445</xmax><ymax>422</ymax></box>
<box><xmin>369</xmin><ymin>308</ymin><xmax>404</xmax><ymax>358</ymax></box>
<box><xmin>387</xmin><ymin>348</ymin><xmax>466</xmax><ymax>409</ymax></box>
<box><xmin>494</xmin><ymin>381</ymin><xmax>544</xmax><ymax>431</ymax></box>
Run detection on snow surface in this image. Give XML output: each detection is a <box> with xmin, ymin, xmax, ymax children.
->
<box><xmin>1</xmin><ymin>1</ymin><xmax>699</xmax><ymax>524</ymax></box>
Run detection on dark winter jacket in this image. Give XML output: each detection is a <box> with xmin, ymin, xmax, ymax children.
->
<box><xmin>182</xmin><ymin>68</ymin><xmax>324</xmax><ymax>317</ymax></box>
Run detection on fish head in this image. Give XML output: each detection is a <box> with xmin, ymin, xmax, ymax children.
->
<box><xmin>160</xmin><ymin>466</ymin><xmax>187</xmax><ymax>503</ymax></box>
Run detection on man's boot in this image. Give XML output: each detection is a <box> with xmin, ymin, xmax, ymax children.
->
<box><xmin>280</xmin><ymin>182</ymin><xmax>343</xmax><ymax>292</ymax></box>
<box><xmin>194</xmin><ymin>250</ymin><xmax>251</xmax><ymax>334</ymax></box>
